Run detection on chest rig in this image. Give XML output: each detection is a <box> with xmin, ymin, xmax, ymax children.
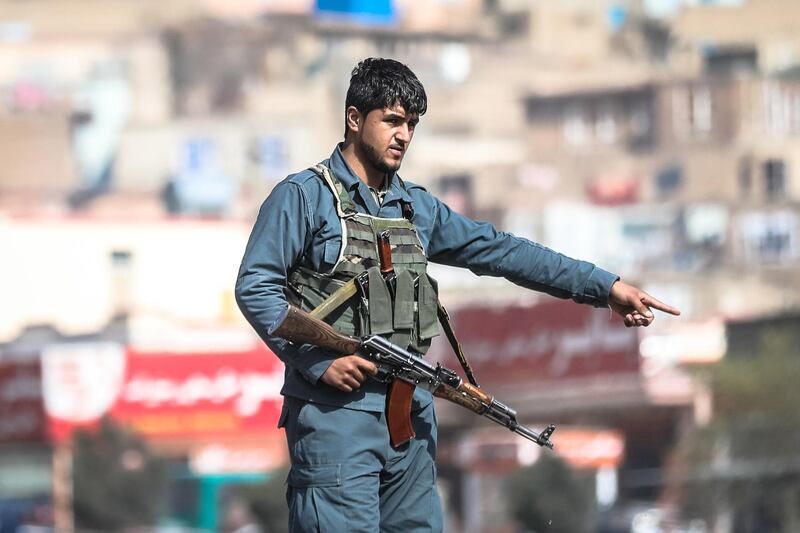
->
<box><xmin>287</xmin><ymin>164</ymin><xmax>440</xmax><ymax>354</ymax></box>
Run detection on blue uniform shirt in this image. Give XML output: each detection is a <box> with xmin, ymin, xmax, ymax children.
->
<box><xmin>235</xmin><ymin>145</ymin><xmax>620</xmax><ymax>411</ymax></box>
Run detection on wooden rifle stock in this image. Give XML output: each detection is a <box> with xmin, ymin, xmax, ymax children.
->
<box><xmin>273</xmin><ymin>306</ymin><xmax>361</xmax><ymax>355</ymax></box>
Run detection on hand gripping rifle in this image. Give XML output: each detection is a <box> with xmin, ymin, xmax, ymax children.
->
<box><xmin>273</xmin><ymin>305</ymin><xmax>557</xmax><ymax>450</ymax></box>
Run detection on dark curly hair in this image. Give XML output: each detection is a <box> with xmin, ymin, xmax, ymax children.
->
<box><xmin>344</xmin><ymin>58</ymin><xmax>427</xmax><ymax>137</ymax></box>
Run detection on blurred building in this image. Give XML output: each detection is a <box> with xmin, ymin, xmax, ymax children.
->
<box><xmin>1</xmin><ymin>0</ymin><xmax>800</xmax><ymax>531</ymax></box>
<box><xmin>427</xmin><ymin>298</ymin><xmax>705</xmax><ymax>533</ymax></box>
<box><xmin>0</xmin><ymin>211</ymin><xmax>287</xmax><ymax>530</ymax></box>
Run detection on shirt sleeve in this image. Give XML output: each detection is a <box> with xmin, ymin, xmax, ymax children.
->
<box><xmin>234</xmin><ymin>181</ymin><xmax>338</xmax><ymax>384</ymax></box>
<box><xmin>426</xmin><ymin>196</ymin><xmax>619</xmax><ymax>307</ymax></box>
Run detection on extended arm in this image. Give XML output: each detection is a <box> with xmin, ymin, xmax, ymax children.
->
<box><xmin>426</xmin><ymin>197</ymin><xmax>617</xmax><ymax>307</ymax></box>
<box><xmin>425</xmin><ymin>196</ymin><xmax>680</xmax><ymax>324</ymax></box>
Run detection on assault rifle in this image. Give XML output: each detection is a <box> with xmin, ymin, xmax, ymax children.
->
<box><xmin>273</xmin><ymin>305</ymin><xmax>557</xmax><ymax>449</ymax></box>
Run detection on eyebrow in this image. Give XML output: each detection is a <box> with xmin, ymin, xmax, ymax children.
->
<box><xmin>385</xmin><ymin>112</ymin><xmax>419</xmax><ymax>124</ymax></box>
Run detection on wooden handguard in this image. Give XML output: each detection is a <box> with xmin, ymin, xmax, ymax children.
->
<box><xmin>433</xmin><ymin>381</ymin><xmax>493</xmax><ymax>415</ymax></box>
<box><xmin>386</xmin><ymin>379</ymin><xmax>416</xmax><ymax>447</ymax></box>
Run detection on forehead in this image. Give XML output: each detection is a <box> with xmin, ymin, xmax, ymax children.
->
<box><xmin>375</xmin><ymin>103</ymin><xmax>418</xmax><ymax>120</ymax></box>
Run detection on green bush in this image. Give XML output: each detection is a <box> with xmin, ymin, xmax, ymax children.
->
<box><xmin>72</xmin><ymin>417</ymin><xmax>167</xmax><ymax>531</ymax></box>
<box><xmin>239</xmin><ymin>467</ymin><xmax>290</xmax><ymax>533</ymax></box>
<box><xmin>507</xmin><ymin>453</ymin><xmax>594</xmax><ymax>533</ymax></box>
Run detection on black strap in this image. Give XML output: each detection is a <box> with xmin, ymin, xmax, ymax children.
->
<box><xmin>436</xmin><ymin>302</ymin><xmax>479</xmax><ymax>387</ymax></box>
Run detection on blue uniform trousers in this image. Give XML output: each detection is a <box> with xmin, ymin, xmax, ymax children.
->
<box><xmin>280</xmin><ymin>396</ymin><xmax>443</xmax><ymax>532</ymax></box>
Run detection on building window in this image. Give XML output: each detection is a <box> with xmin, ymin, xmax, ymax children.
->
<box><xmin>562</xmin><ymin>102</ymin><xmax>619</xmax><ymax>148</ymax></box>
<box><xmin>672</xmin><ymin>85</ymin><xmax>713</xmax><ymax>139</ymax></box>
<box><xmin>595</xmin><ymin>104</ymin><xmax>618</xmax><ymax>144</ymax></box>
<box><xmin>110</xmin><ymin>250</ymin><xmax>132</xmax><ymax>268</ymax></box>
<box><xmin>762</xmin><ymin>82</ymin><xmax>800</xmax><ymax>138</ymax></box>
<box><xmin>563</xmin><ymin>105</ymin><xmax>591</xmax><ymax>147</ymax></box>
<box><xmin>691</xmin><ymin>86</ymin><xmax>713</xmax><ymax>133</ymax></box>
<box><xmin>656</xmin><ymin>164</ymin><xmax>684</xmax><ymax>198</ymax></box>
<box><xmin>738</xmin><ymin>156</ymin><xmax>752</xmax><ymax>198</ymax></box>
<box><xmin>110</xmin><ymin>250</ymin><xmax>133</xmax><ymax>314</ymax></box>
<box><xmin>738</xmin><ymin>211</ymin><xmax>798</xmax><ymax>265</ymax></box>
<box><xmin>629</xmin><ymin>106</ymin><xmax>653</xmax><ymax>147</ymax></box>
<box><xmin>704</xmin><ymin>45</ymin><xmax>757</xmax><ymax>76</ymax></box>
<box><xmin>763</xmin><ymin>159</ymin><xmax>787</xmax><ymax>201</ymax></box>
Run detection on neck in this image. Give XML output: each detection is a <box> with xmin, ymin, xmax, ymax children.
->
<box><xmin>341</xmin><ymin>139</ymin><xmax>386</xmax><ymax>189</ymax></box>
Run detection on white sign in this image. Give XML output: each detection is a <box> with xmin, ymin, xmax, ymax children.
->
<box><xmin>41</xmin><ymin>343</ymin><xmax>126</xmax><ymax>423</ymax></box>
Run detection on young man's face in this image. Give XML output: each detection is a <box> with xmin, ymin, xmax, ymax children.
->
<box><xmin>350</xmin><ymin>103</ymin><xmax>419</xmax><ymax>174</ymax></box>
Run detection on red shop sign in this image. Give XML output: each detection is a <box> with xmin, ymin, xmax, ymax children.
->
<box><xmin>43</xmin><ymin>343</ymin><xmax>284</xmax><ymax>442</ymax></box>
<box><xmin>0</xmin><ymin>359</ymin><xmax>46</xmax><ymax>443</ymax></box>
<box><xmin>431</xmin><ymin>299</ymin><xmax>639</xmax><ymax>385</ymax></box>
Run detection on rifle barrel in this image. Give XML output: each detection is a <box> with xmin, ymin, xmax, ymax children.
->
<box><xmin>514</xmin><ymin>423</ymin><xmax>556</xmax><ymax>449</ymax></box>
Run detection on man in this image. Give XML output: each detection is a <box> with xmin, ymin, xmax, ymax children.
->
<box><xmin>236</xmin><ymin>58</ymin><xmax>680</xmax><ymax>532</ymax></box>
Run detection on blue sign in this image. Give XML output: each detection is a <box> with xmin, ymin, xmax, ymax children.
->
<box><xmin>315</xmin><ymin>0</ymin><xmax>396</xmax><ymax>25</ymax></box>
<box><xmin>180</xmin><ymin>137</ymin><xmax>216</xmax><ymax>174</ymax></box>
<box><xmin>175</xmin><ymin>137</ymin><xmax>233</xmax><ymax>215</ymax></box>
<box><xmin>258</xmin><ymin>135</ymin><xmax>287</xmax><ymax>181</ymax></box>
<box><xmin>607</xmin><ymin>4</ymin><xmax>627</xmax><ymax>31</ymax></box>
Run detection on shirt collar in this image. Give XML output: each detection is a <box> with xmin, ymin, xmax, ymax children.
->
<box><xmin>328</xmin><ymin>144</ymin><xmax>363</xmax><ymax>192</ymax></box>
<box><xmin>328</xmin><ymin>144</ymin><xmax>413</xmax><ymax>204</ymax></box>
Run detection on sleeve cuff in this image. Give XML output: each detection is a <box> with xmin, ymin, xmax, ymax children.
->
<box><xmin>577</xmin><ymin>267</ymin><xmax>620</xmax><ymax>308</ymax></box>
<box><xmin>266</xmin><ymin>335</ymin><xmax>336</xmax><ymax>385</ymax></box>
<box><xmin>267</xmin><ymin>304</ymin><xmax>290</xmax><ymax>335</ymax></box>
<box><xmin>290</xmin><ymin>344</ymin><xmax>337</xmax><ymax>385</ymax></box>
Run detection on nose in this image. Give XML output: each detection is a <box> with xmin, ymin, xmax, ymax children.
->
<box><xmin>395</xmin><ymin>123</ymin><xmax>412</xmax><ymax>144</ymax></box>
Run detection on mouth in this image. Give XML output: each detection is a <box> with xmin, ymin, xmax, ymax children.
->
<box><xmin>388</xmin><ymin>146</ymin><xmax>404</xmax><ymax>158</ymax></box>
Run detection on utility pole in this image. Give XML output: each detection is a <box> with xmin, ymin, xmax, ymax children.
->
<box><xmin>52</xmin><ymin>442</ymin><xmax>74</xmax><ymax>533</ymax></box>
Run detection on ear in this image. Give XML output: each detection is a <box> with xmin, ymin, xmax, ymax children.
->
<box><xmin>345</xmin><ymin>106</ymin><xmax>362</xmax><ymax>135</ymax></box>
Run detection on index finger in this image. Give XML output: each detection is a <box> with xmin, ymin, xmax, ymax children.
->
<box><xmin>355</xmin><ymin>357</ymin><xmax>379</xmax><ymax>375</ymax></box>
<box><xmin>642</xmin><ymin>294</ymin><xmax>681</xmax><ymax>316</ymax></box>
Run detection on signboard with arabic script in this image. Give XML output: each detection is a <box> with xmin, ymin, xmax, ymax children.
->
<box><xmin>42</xmin><ymin>343</ymin><xmax>284</xmax><ymax>442</ymax></box>
<box><xmin>0</xmin><ymin>359</ymin><xmax>46</xmax><ymax>442</ymax></box>
<box><xmin>431</xmin><ymin>299</ymin><xmax>639</xmax><ymax>384</ymax></box>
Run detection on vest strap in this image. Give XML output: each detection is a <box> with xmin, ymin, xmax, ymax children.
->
<box><xmin>313</xmin><ymin>164</ymin><xmax>357</xmax><ymax>216</ymax></box>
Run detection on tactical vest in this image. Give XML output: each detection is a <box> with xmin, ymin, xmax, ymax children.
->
<box><xmin>287</xmin><ymin>164</ymin><xmax>439</xmax><ymax>354</ymax></box>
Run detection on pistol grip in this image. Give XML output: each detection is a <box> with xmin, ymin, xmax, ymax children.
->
<box><xmin>386</xmin><ymin>379</ymin><xmax>416</xmax><ymax>448</ymax></box>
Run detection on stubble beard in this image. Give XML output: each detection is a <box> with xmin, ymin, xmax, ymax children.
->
<box><xmin>359</xmin><ymin>138</ymin><xmax>401</xmax><ymax>175</ymax></box>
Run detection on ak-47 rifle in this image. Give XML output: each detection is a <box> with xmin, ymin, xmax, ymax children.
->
<box><xmin>273</xmin><ymin>304</ymin><xmax>557</xmax><ymax>449</ymax></box>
